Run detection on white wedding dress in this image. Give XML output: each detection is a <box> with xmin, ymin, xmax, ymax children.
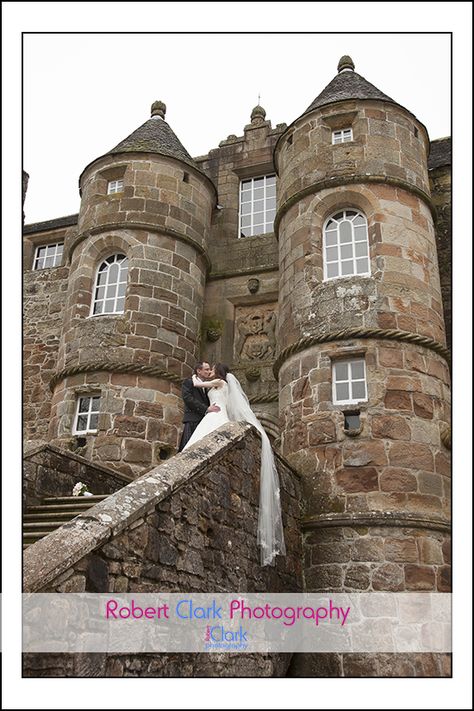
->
<box><xmin>182</xmin><ymin>383</ymin><xmax>230</xmax><ymax>451</ymax></box>
<box><xmin>181</xmin><ymin>374</ymin><xmax>286</xmax><ymax>567</ymax></box>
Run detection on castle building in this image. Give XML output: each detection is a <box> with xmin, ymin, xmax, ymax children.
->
<box><xmin>23</xmin><ymin>57</ymin><xmax>451</xmax><ymax>678</ymax></box>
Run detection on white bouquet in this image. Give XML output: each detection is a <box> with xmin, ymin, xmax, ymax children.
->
<box><xmin>72</xmin><ymin>482</ymin><xmax>93</xmax><ymax>497</ymax></box>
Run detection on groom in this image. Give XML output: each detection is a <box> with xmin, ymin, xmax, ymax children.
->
<box><xmin>178</xmin><ymin>361</ymin><xmax>221</xmax><ymax>451</ymax></box>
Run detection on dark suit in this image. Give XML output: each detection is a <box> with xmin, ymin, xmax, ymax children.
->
<box><xmin>178</xmin><ymin>377</ymin><xmax>210</xmax><ymax>451</ymax></box>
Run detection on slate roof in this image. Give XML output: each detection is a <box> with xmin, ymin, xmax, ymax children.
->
<box><xmin>108</xmin><ymin>116</ymin><xmax>199</xmax><ymax>171</ymax></box>
<box><xmin>303</xmin><ymin>69</ymin><xmax>396</xmax><ymax>115</ymax></box>
<box><xmin>428</xmin><ymin>137</ymin><xmax>452</xmax><ymax>170</ymax></box>
<box><xmin>23</xmin><ymin>213</ymin><xmax>78</xmax><ymax>235</ymax></box>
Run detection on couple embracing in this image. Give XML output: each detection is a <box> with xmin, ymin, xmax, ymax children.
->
<box><xmin>178</xmin><ymin>361</ymin><xmax>286</xmax><ymax>567</ymax></box>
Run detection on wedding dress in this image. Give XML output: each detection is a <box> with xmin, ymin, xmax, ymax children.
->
<box><xmin>182</xmin><ymin>382</ymin><xmax>230</xmax><ymax>450</ymax></box>
<box><xmin>181</xmin><ymin>374</ymin><xmax>286</xmax><ymax>567</ymax></box>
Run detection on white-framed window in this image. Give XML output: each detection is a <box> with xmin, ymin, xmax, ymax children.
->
<box><xmin>332</xmin><ymin>128</ymin><xmax>353</xmax><ymax>144</ymax></box>
<box><xmin>73</xmin><ymin>394</ymin><xmax>100</xmax><ymax>434</ymax></box>
<box><xmin>323</xmin><ymin>209</ymin><xmax>370</xmax><ymax>280</ymax></box>
<box><xmin>107</xmin><ymin>179</ymin><xmax>124</xmax><ymax>195</ymax></box>
<box><xmin>90</xmin><ymin>254</ymin><xmax>128</xmax><ymax>316</ymax></box>
<box><xmin>33</xmin><ymin>242</ymin><xmax>64</xmax><ymax>270</ymax></box>
<box><xmin>239</xmin><ymin>174</ymin><xmax>276</xmax><ymax>237</ymax></box>
<box><xmin>332</xmin><ymin>358</ymin><xmax>368</xmax><ymax>406</ymax></box>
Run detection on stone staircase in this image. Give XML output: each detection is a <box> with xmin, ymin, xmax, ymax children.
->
<box><xmin>23</xmin><ymin>495</ymin><xmax>109</xmax><ymax>549</ymax></box>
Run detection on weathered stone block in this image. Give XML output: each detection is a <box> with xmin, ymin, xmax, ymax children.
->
<box><xmin>371</xmin><ymin>415</ymin><xmax>411</xmax><ymax>440</ymax></box>
<box><xmin>335</xmin><ymin>467</ymin><xmax>379</xmax><ymax>493</ymax></box>
<box><xmin>413</xmin><ymin>392</ymin><xmax>434</xmax><ymax>419</ymax></box>
<box><xmin>404</xmin><ymin>564</ymin><xmax>436</xmax><ymax>590</ymax></box>
<box><xmin>389</xmin><ymin>442</ymin><xmax>434</xmax><ymax>471</ymax></box>
<box><xmin>379</xmin><ymin>468</ymin><xmax>417</xmax><ymax>492</ymax></box>
<box><xmin>344</xmin><ymin>564</ymin><xmax>371</xmax><ymax>590</ymax></box>
<box><xmin>343</xmin><ymin>441</ymin><xmax>387</xmax><ymax>467</ymax></box>
<box><xmin>384</xmin><ymin>538</ymin><xmax>418</xmax><ymax>563</ymax></box>
<box><xmin>372</xmin><ymin>562</ymin><xmax>404</xmax><ymax>591</ymax></box>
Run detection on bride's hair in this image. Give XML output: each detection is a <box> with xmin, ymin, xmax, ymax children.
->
<box><xmin>213</xmin><ymin>363</ymin><xmax>230</xmax><ymax>381</ymax></box>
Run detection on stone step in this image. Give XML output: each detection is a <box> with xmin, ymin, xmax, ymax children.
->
<box><xmin>41</xmin><ymin>495</ymin><xmax>109</xmax><ymax>504</ymax></box>
<box><xmin>26</xmin><ymin>502</ymin><xmax>101</xmax><ymax>514</ymax></box>
<box><xmin>24</xmin><ymin>521</ymin><xmax>74</xmax><ymax>531</ymax></box>
<box><xmin>24</xmin><ymin>511</ymin><xmax>85</xmax><ymax>520</ymax></box>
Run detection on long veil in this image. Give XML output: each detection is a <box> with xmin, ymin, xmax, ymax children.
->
<box><xmin>226</xmin><ymin>373</ymin><xmax>286</xmax><ymax>566</ymax></box>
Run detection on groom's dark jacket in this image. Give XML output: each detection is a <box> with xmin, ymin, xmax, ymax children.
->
<box><xmin>181</xmin><ymin>378</ymin><xmax>210</xmax><ymax>423</ymax></box>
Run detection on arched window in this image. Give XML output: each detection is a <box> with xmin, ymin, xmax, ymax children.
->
<box><xmin>91</xmin><ymin>254</ymin><xmax>128</xmax><ymax>315</ymax></box>
<box><xmin>323</xmin><ymin>210</ymin><xmax>370</xmax><ymax>280</ymax></box>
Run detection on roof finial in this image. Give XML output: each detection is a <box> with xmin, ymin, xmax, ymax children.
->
<box><xmin>250</xmin><ymin>103</ymin><xmax>266</xmax><ymax>125</ymax></box>
<box><xmin>151</xmin><ymin>100</ymin><xmax>166</xmax><ymax>119</ymax></box>
<box><xmin>337</xmin><ymin>55</ymin><xmax>355</xmax><ymax>73</ymax></box>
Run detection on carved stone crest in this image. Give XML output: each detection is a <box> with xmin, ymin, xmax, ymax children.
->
<box><xmin>234</xmin><ymin>306</ymin><xmax>277</xmax><ymax>362</ymax></box>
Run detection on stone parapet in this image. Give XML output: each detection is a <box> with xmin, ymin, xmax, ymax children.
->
<box><xmin>23</xmin><ymin>422</ymin><xmax>302</xmax><ymax>593</ymax></box>
<box><xmin>23</xmin><ymin>443</ymin><xmax>133</xmax><ymax>509</ymax></box>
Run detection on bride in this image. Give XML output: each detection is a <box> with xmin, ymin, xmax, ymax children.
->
<box><xmin>182</xmin><ymin>363</ymin><xmax>286</xmax><ymax>567</ymax></box>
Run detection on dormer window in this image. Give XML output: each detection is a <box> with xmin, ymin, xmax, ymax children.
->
<box><xmin>332</xmin><ymin>128</ymin><xmax>353</xmax><ymax>144</ymax></box>
<box><xmin>107</xmin><ymin>179</ymin><xmax>124</xmax><ymax>195</ymax></box>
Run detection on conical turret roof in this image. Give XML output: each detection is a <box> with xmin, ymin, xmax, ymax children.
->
<box><xmin>107</xmin><ymin>100</ymin><xmax>199</xmax><ymax>171</ymax></box>
<box><xmin>302</xmin><ymin>55</ymin><xmax>396</xmax><ymax>116</ymax></box>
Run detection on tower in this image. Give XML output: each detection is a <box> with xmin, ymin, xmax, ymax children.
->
<box><xmin>274</xmin><ymin>57</ymin><xmax>451</xmax><ymax>675</ymax></box>
<box><xmin>48</xmin><ymin>102</ymin><xmax>216</xmax><ymax>476</ymax></box>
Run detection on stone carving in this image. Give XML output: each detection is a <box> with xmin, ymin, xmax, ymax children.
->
<box><xmin>247</xmin><ymin>278</ymin><xmax>260</xmax><ymax>294</ymax></box>
<box><xmin>234</xmin><ymin>307</ymin><xmax>277</xmax><ymax>362</ymax></box>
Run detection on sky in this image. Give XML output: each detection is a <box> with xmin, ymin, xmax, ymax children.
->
<box><xmin>3</xmin><ymin>3</ymin><xmax>473</xmax><ymax>711</ymax></box>
<box><xmin>22</xmin><ymin>31</ymin><xmax>453</xmax><ymax>224</ymax></box>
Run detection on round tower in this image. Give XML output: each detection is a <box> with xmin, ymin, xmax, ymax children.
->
<box><xmin>49</xmin><ymin>102</ymin><xmax>216</xmax><ymax>476</ymax></box>
<box><xmin>274</xmin><ymin>58</ymin><xmax>451</xmax><ymax>674</ymax></box>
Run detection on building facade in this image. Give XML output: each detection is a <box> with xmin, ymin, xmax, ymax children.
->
<box><xmin>23</xmin><ymin>57</ymin><xmax>452</xmax><ymax>677</ymax></box>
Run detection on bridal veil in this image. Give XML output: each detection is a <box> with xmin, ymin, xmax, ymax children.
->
<box><xmin>226</xmin><ymin>373</ymin><xmax>286</xmax><ymax>566</ymax></box>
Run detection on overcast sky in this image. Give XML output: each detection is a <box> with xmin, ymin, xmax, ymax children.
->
<box><xmin>23</xmin><ymin>31</ymin><xmax>452</xmax><ymax>224</ymax></box>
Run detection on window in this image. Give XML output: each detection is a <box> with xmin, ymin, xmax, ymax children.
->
<box><xmin>33</xmin><ymin>243</ymin><xmax>64</xmax><ymax>270</ymax></box>
<box><xmin>332</xmin><ymin>359</ymin><xmax>367</xmax><ymax>406</ymax></box>
<box><xmin>107</xmin><ymin>179</ymin><xmax>124</xmax><ymax>194</ymax></box>
<box><xmin>323</xmin><ymin>209</ymin><xmax>370</xmax><ymax>280</ymax></box>
<box><xmin>239</xmin><ymin>175</ymin><xmax>276</xmax><ymax>237</ymax></box>
<box><xmin>332</xmin><ymin>128</ymin><xmax>353</xmax><ymax>144</ymax></box>
<box><xmin>73</xmin><ymin>395</ymin><xmax>100</xmax><ymax>434</ymax></box>
<box><xmin>91</xmin><ymin>254</ymin><xmax>128</xmax><ymax>315</ymax></box>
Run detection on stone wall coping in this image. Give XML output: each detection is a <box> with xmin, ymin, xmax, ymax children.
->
<box><xmin>23</xmin><ymin>442</ymin><xmax>134</xmax><ymax>484</ymax></box>
<box><xmin>23</xmin><ymin>422</ymin><xmax>299</xmax><ymax>592</ymax></box>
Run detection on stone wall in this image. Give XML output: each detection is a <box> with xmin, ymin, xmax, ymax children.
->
<box><xmin>48</xmin><ymin>371</ymin><xmax>183</xmax><ymax>478</ymax></box>
<box><xmin>288</xmin><ymin>651</ymin><xmax>451</xmax><ymax>677</ymax></box>
<box><xmin>23</xmin><ymin>442</ymin><xmax>133</xmax><ymax>508</ymax></box>
<box><xmin>275</xmin><ymin>99</ymin><xmax>431</xmax><ymax>206</ymax></box>
<box><xmin>23</xmin><ymin>422</ymin><xmax>302</xmax><ymax>677</ymax></box>
<box><xmin>428</xmin><ymin>139</ymin><xmax>451</xmax><ymax>350</ymax></box>
<box><xmin>280</xmin><ymin>340</ymin><xmax>451</xmax><ymax>506</ymax></box>
<box><xmin>195</xmin><ymin>109</ymin><xmax>284</xmax><ymax>428</ymax></box>
<box><xmin>23</xmin><ymin>225</ymin><xmax>71</xmax><ymax>441</ymax></box>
